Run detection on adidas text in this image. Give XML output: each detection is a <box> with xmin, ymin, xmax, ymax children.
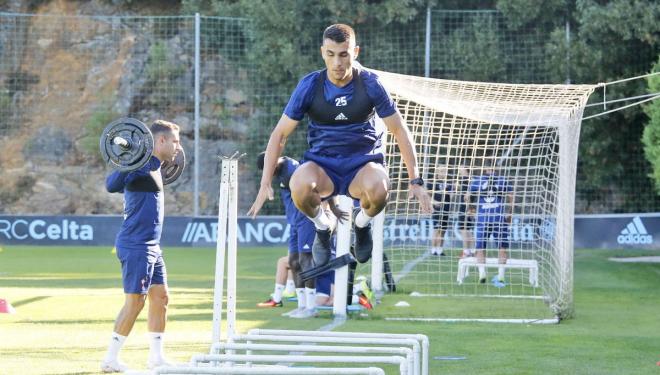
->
<box><xmin>617</xmin><ymin>216</ymin><xmax>653</xmax><ymax>245</ymax></box>
<box><xmin>334</xmin><ymin>113</ymin><xmax>348</xmax><ymax>121</ymax></box>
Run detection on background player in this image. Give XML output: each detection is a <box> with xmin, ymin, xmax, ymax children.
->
<box><xmin>248</xmin><ymin>23</ymin><xmax>431</xmax><ymax>270</ymax></box>
<box><xmin>429</xmin><ymin>165</ymin><xmax>452</xmax><ymax>256</ymax></box>
<box><xmin>101</xmin><ymin>120</ymin><xmax>181</xmax><ymax>372</ymax></box>
<box><xmin>467</xmin><ymin>159</ymin><xmax>514</xmax><ymax>285</ymax></box>
<box><xmin>256</xmin><ymin>255</ymin><xmax>296</xmax><ymax>308</ymax></box>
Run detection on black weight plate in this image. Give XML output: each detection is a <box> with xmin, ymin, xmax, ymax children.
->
<box><xmin>99</xmin><ymin>118</ymin><xmax>154</xmax><ymax>172</ymax></box>
<box><xmin>161</xmin><ymin>147</ymin><xmax>186</xmax><ymax>185</ymax></box>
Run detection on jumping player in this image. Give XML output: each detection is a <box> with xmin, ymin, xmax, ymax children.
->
<box><xmin>101</xmin><ymin>120</ymin><xmax>182</xmax><ymax>372</ymax></box>
<box><xmin>248</xmin><ymin>23</ymin><xmax>432</xmax><ymax>271</ymax></box>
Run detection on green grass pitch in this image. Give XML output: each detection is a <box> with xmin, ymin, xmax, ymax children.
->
<box><xmin>0</xmin><ymin>245</ymin><xmax>659</xmax><ymax>374</ymax></box>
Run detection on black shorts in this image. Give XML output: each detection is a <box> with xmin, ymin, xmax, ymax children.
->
<box><xmin>432</xmin><ymin>213</ymin><xmax>450</xmax><ymax>230</ymax></box>
<box><xmin>456</xmin><ymin>214</ymin><xmax>474</xmax><ymax>230</ymax></box>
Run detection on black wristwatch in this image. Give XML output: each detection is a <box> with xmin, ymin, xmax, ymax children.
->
<box><xmin>409</xmin><ymin>177</ymin><xmax>424</xmax><ymax>186</ymax></box>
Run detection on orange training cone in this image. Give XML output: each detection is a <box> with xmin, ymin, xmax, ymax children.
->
<box><xmin>0</xmin><ymin>298</ymin><xmax>16</xmax><ymax>314</ymax></box>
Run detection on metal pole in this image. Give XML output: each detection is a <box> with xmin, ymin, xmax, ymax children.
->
<box><xmin>194</xmin><ymin>13</ymin><xmax>201</xmax><ymax>216</ymax></box>
<box><xmin>424</xmin><ymin>6</ymin><xmax>431</xmax><ymax>78</ymax></box>
<box><xmin>565</xmin><ymin>19</ymin><xmax>570</xmax><ymax>84</ymax></box>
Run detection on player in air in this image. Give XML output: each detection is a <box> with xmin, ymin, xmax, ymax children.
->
<box><xmin>248</xmin><ymin>23</ymin><xmax>431</xmax><ymax>275</ymax></box>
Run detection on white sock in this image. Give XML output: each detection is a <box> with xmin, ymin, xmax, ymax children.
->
<box><xmin>310</xmin><ymin>207</ymin><xmax>331</xmax><ymax>231</ymax></box>
<box><xmin>438</xmin><ymin>247</ymin><xmax>444</xmax><ymax>254</ymax></box>
<box><xmin>478</xmin><ymin>266</ymin><xmax>486</xmax><ymax>280</ymax></box>
<box><xmin>285</xmin><ymin>279</ymin><xmax>295</xmax><ymax>294</ymax></box>
<box><xmin>296</xmin><ymin>288</ymin><xmax>306</xmax><ymax>309</ymax></box>
<box><xmin>104</xmin><ymin>332</ymin><xmax>127</xmax><ymax>362</ymax></box>
<box><xmin>273</xmin><ymin>283</ymin><xmax>285</xmax><ymax>303</ymax></box>
<box><xmin>148</xmin><ymin>332</ymin><xmax>165</xmax><ymax>361</ymax></box>
<box><xmin>305</xmin><ymin>287</ymin><xmax>317</xmax><ymax>310</ymax></box>
<box><xmin>354</xmin><ymin>209</ymin><xmax>373</xmax><ymax>228</ymax></box>
<box><xmin>498</xmin><ymin>266</ymin><xmax>505</xmax><ymax>281</ymax></box>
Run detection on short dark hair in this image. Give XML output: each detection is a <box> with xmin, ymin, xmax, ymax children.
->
<box><xmin>323</xmin><ymin>24</ymin><xmax>356</xmax><ymax>44</ymax></box>
<box><xmin>151</xmin><ymin>119</ymin><xmax>179</xmax><ymax>136</ymax></box>
<box><xmin>256</xmin><ymin>151</ymin><xmax>266</xmax><ymax>170</ymax></box>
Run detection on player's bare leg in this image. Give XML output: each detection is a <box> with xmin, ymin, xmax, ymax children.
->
<box><xmin>349</xmin><ymin>162</ymin><xmax>389</xmax><ymax>263</ymax></box>
<box><xmin>146</xmin><ymin>284</ymin><xmax>170</xmax><ymax>368</ymax></box>
<box><xmin>290</xmin><ymin>162</ymin><xmax>335</xmax><ymax>266</ymax></box>
<box><xmin>258</xmin><ymin>256</ymin><xmax>289</xmax><ymax>308</ymax></box>
<box><xmin>476</xmin><ymin>250</ymin><xmax>487</xmax><ymax>283</ymax></box>
<box><xmin>101</xmin><ymin>294</ymin><xmax>146</xmax><ymax>372</ymax></box>
<box><xmin>431</xmin><ymin>228</ymin><xmax>445</xmax><ymax>256</ymax></box>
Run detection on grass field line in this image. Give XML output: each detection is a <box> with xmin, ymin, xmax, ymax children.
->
<box><xmin>393</xmin><ymin>251</ymin><xmax>431</xmax><ymax>283</ymax></box>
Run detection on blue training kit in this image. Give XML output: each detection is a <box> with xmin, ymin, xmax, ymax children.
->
<box><xmin>284</xmin><ymin>66</ymin><xmax>397</xmax><ymax>198</ymax></box>
<box><xmin>277</xmin><ymin>157</ymin><xmax>315</xmax><ymax>254</ymax></box>
<box><xmin>105</xmin><ymin>155</ymin><xmax>167</xmax><ymax>294</ymax></box>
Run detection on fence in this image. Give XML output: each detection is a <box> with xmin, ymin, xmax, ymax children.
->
<box><xmin>0</xmin><ymin>10</ymin><xmax>656</xmax><ymax>216</ymax></box>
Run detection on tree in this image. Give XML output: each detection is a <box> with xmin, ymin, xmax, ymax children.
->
<box><xmin>642</xmin><ymin>57</ymin><xmax>660</xmax><ymax>193</ymax></box>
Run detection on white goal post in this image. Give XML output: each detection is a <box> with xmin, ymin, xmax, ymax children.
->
<box><xmin>370</xmin><ymin>69</ymin><xmax>595</xmax><ymax>321</ymax></box>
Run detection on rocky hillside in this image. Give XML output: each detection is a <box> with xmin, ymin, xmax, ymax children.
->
<box><xmin>0</xmin><ymin>0</ymin><xmax>256</xmax><ymax>216</ymax></box>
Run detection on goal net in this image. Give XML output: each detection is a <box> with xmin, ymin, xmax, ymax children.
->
<box><xmin>371</xmin><ymin>70</ymin><xmax>595</xmax><ymax>321</ymax></box>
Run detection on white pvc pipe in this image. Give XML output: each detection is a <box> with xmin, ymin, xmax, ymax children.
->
<box><xmin>130</xmin><ymin>366</ymin><xmax>386</xmax><ymax>374</ymax></box>
<box><xmin>212</xmin><ymin>160</ymin><xmax>230</xmax><ymax>343</ymax></box>
<box><xmin>230</xmin><ymin>334</ymin><xmax>420</xmax><ymax>375</ymax></box>
<box><xmin>333</xmin><ymin>195</ymin><xmax>353</xmax><ymax>317</ymax></box>
<box><xmin>191</xmin><ymin>354</ymin><xmax>407</xmax><ymax>375</ymax></box>
<box><xmin>212</xmin><ymin>342</ymin><xmax>414</xmax><ymax>375</ymax></box>
<box><xmin>226</xmin><ymin>159</ymin><xmax>239</xmax><ymax>338</ymax></box>
<box><xmin>248</xmin><ymin>329</ymin><xmax>429</xmax><ymax>375</ymax></box>
<box><xmin>370</xmin><ymin>210</ymin><xmax>385</xmax><ymax>293</ymax></box>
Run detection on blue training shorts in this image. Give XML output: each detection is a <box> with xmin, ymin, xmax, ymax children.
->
<box><xmin>116</xmin><ymin>245</ymin><xmax>167</xmax><ymax>294</ymax></box>
<box><xmin>302</xmin><ymin>151</ymin><xmax>384</xmax><ymax>199</ymax></box>
<box><xmin>475</xmin><ymin>221</ymin><xmax>510</xmax><ymax>250</ymax></box>
<box><xmin>316</xmin><ymin>269</ymin><xmax>334</xmax><ymax>296</ymax></box>
<box><xmin>288</xmin><ymin>218</ymin><xmax>315</xmax><ymax>254</ymax></box>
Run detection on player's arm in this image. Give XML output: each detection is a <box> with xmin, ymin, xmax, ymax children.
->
<box><xmin>381</xmin><ymin>112</ymin><xmax>432</xmax><ymax>213</ymax></box>
<box><xmin>105</xmin><ymin>171</ymin><xmax>129</xmax><ymax>193</ymax></box>
<box><xmin>247</xmin><ymin>114</ymin><xmax>299</xmax><ymax>218</ymax></box>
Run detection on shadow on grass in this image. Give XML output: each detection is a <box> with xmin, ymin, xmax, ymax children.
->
<box><xmin>12</xmin><ymin>295</ymin><xmax>50</xmax><ymax>307</ymax></box>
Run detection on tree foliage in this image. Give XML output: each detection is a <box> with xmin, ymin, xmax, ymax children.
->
<box><xmin>180</xmin><ymin>0</ymin><xmax>660</xmax><ymax>213</ymax></box>
<box><xmin>642</xmin><ymin>57</ymin><xmax>660</xmax><ymax>193</ymax></box>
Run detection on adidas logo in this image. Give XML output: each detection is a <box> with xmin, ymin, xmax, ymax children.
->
<box><xmin>302</xmin><ymin>244</ymin><xmax>310</xmax><ymax>250</ymax></box>
<box><xmin>334</xmin><ymin>113</ymin><xmax>348</xmax><ymax>121</ymax></box>
<box><xmin>617</xmin><ymin>216</ymin><xmax>653</xmax><ymax>245</ymax></box>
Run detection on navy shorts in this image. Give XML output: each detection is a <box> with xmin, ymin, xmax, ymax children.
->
<box><xmin>289</xmin><ymin>218</ymin><xmax>315</xmax><ymax>254</ymax></box>
<box><xmin>432</xmin><ymin>202</ymin><xmax>451</xmax><ymax>230</ymax></box>
<box><xmin>316</xmin><ymin>269</ymin><xmax>334</xmax><ymax>296</ymax></box>
<box><xmin>456</xmin><ymin>214</ymin><xmax>474</xmax><ymax>230</ymax></box>
<box><xmin>302</xmin><ymin>151</ymin><xmax>384</xmax><ymax>199</ymax></box>
<box><xmin>117</xmin><ymin>246</ymin><xmax>167</xmax><ymax>294</ymax></box>
<box><xmin>475</xmin><ymin>221</ymin><xmax>510</xmax><ymax>250</ymax></box>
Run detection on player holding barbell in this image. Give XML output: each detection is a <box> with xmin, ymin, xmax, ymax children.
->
<box><xmin>100</xmin><ymin>119</ymin><xmax>182</xmax><ymax>372</ymax></box>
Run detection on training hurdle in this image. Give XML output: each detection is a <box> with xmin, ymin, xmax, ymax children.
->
<box><xmin>247</xmin><ymin>329</ymin><xmax>428</xmax><ymax>375</ymax></box>
<box><xmin>212</xmin><ymin>343</ymin><xmax>413</xmax><ymax>374</ymax></box>
<box><xmin>128</xmin><ymin>366</ymin><xmax>386</xmax><ymax>374</ymax></box>
<box><xmin>217</xmin><ymin>335</ymin><xmax>417</xmax><ymax>375</ymax></box>
<box><xmin>457</xmin><ymin>257</ymin><xmax>539</xmax><ymax>286</ymax></box>
<box><xmin>191</xmin><ymin>354</ymin><xmax>407</xmax><ymax>375</ymax></box>
<box><xmin>173</xmin><ymin>156</ymin><xmax>429</xmax><ymax>375</ymax></box>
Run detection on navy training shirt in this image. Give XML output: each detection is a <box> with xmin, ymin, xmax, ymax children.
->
<box><xmin>105</xmin><ymin>156</ymin><xmax>164</xmax><ymax>250</ymax></box>
<box><xmin>284</xmin><ymin>67</ymin><xmax>397</xmax><ymax>157</ymax></box>
<box><xmin>469</xmin><ymin>173</ymin><xmax>512</xmax><ymax>223</ymax></box>
<box><xmin>275</xmin><ymin>157</ymin><xmax>310</xmax><ymax>229</ymax></box>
